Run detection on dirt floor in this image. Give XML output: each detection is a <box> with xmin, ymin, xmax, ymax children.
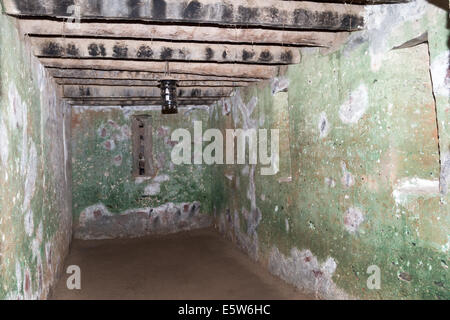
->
<box><xmin>51</xmin><ymin>228</ymin><xmax>314</xmax><ymax>300</ymax></box>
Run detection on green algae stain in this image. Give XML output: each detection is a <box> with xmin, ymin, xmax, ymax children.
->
<box><xmin>71</xmin><ymin>108</ymin><xmax>214</xmax><ymax>225</ymax></box>
<box><xmin>210</xmin><ymin>4</ymin><xmax>449</xmax><ymax>299</ymax></box>
<box><xmin>0</xmin><ymin>14</ymin><xmax>71</xmax><ymax>299</ymax></box>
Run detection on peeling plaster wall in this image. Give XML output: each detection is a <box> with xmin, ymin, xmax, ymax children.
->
<box><xmin>0</xmin><ymin>14</ymin><xmax>72</xmax><ymax>299</ymax></box>
<box><xmin>211</xmin><ymin>0</ymin><xmax>449</xmax><ymax>299</ymax></box>
<box><xmin>71</xmin><ymin>106</ymin><xmax>213</xmax><ymax>239</ymax></box>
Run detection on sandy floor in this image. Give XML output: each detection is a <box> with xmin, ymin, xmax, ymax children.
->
<box><xmin>51</xmin><ymin>228</ymin><xmax>313</xmax><ymax>300</ymax></box>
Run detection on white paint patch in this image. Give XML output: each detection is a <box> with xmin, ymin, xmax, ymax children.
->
<box><xmin>278</xmin><ymin>176</ymin><xmax>292</xmax><ymax>183</ymax></box>
<box><xmin>318</xmin><ymin>112</ymin><xmax>331</xmax><ymax>138</ymax></box>
<box><xmin>440</xmin><ymin>151</ymin><xmax>450</xmax><ymax>195</ymax></box>
<box><xmin>153</xmin><ymin>174</ymin><xmax>170</xmax><ymax>183</ymax></box>
<box><xmin>363</xmin><ymin>0</ymin><xmax>428</xmax><ymax>71</ymax></box>
<box><xmin>269</xmin><ymin>247</ymin><xmax>350</xmax><ymax>299</ymax></box>
<box><xmin>441</xmin><ymin>239</ymin><xmax>450</xmax><ymax>254</ymax></box>
<box><xmin>114</xmin><ymin>125</ymin><xmax>130</xmax><ymax>142</ymax></box>
<box><xmin>22</xmin><ymin>91</ymin><xmax>30</xmax><ymax>173</ymax></box>
<box><xmin>339</xmin><ymin>84</ymin><xmax>369</xmax><ymax>124</ymax></box>
<box><xmin>15</xmin><ymin>262</ymin><xmax>22</xmax><ymax>294</ymax></box>
<box><xmin>259</xmin><ymin>112</ymin><xmax>265</xmax><ymax>127</ymax></box>
<box><xmin>24</xmin><ymin>210</ymin><xmax>34</xmax><ymax>237</ymax></box>
<box><xmin>23</xmin><ymin>142</ymin><xmax>38</xmax><ymax>211</ymax></box>
<box><xmin>430</xmin><ymin>51</ymin><xmax>450</xmax><ymax>97</ymax></box>
<box><xmin>392</xmin><ymin>178</ymin><xmax>440</xmax><ymax>206</ymax></box>
<box><xmin>135</xmin><ymin>176</ymin><xmax>152</xmax><ymax>184</ymax></box>
<box><xmin>144</xmin><ymin>183</ymin><xmax>161</xmax><ymax>196</ymax></box>
<box><xmin>36</xmin><ymin>222</ymin><xmax>43</xmax><ymax>244</ymax></box>
<box><xmin>7</xmin><ymin>83</ymin><xmax>21</xmax><ymax>129</ymax></box>
<box><xmin>343</xmin><ymin>207</ymin><xmax>364</xmax><ymax>233</ymax></box>
<box><xmin>325</xmin><ymin>177</ymin><xmax>336</xmax><ymax>188</ymax></box>
<box><xmin>241</xmin><ymin>165</ymin><xmax>250</xmax><ymax>176</ymax></box>
<box><xmin>20</xmin><ymin>125</ymin><xmax>28</xmax><ymax>175</ymax></box>
<box><xmin>247</xmin><ymin>166</ymin><xmax>258</xmax><ymax>213</ymax></box>
<box><xmin>271</xmin><ymin>77</ymin><xmax>290</xmax><ymax>95</ymax></box>
<box><xmin>0</xmin><ymin>118</ymin><xmax>9</xmax><ymax>167</ymax></box>
<box><xmin>63</xmin><ymin>115</ymin><xmax>68</xmax><ymax>184</ymax></box>
<box><xmin>231</xmin><ymin>90</ymin><xmax>258</xmax><ymax>130</ymax></box>
<box><xmin>341</xmin><ymin>161</ymin><xmax>355</xmax><ymax>188</ymax></box>
<box><xmin>31</xmin><ymin>238</ymin><xmax>41</xmax><ymax>261</ymax></box>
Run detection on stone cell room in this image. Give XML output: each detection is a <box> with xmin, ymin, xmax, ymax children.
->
<box><xmin>0</xmin><ymin>0</ymin><xmax>448</xmax><ymax>301</ymax></box>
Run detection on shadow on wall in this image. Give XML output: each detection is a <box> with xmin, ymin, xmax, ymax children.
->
<box><xmin>426</xmin><ymin>0</ymin><xmax>450</xmax><ymax>184</ymax></box>
<box><xmin>426</xmin><ymin>0</ymin><xmax>450</xmax><ymax>49</ymax></box>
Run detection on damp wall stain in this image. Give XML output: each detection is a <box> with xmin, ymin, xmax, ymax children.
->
<box><xmin>210</xmin><ymin>1</ymin><xmax>449</xmax><ymax>300</ymax></box>
<box><xmin>0</xmin><ymin>14</ymin><xmax>72</xmax><ymax>300</ymax></box>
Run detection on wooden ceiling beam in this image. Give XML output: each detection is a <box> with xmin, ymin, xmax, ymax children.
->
<box><xmin>56</xmin><ymin>78</ymin><xmax>251</xmax><ymax>87</ymax></box>
<box><xmin>31</xmin><ymin>37</ymin><xmax>301</xmax><ymax>64</ymax></box>
<box><xmin>68</xmin><ymin>100</ymin><xmax>219</xmax><ymax>106</ymax></box>
<box><xmin>282</xmin><ymin>0</ymin><xmax>409</xmax><ymax>4</ymax></box>
<box><xmin>68</xmin><ymin>97</ymin><xmax>221</xmax><ymax>101</ymax></box>
<box><xmin>18</xmin><ymin>19</ymin><xmax>348</xmax><ymax>47</ymax></box>
<box><xmin>68</xmin><ymin>103</ymin><xmax>220</xmax><ymax>109</ymax></box>
<box><xmin>3</xmin><ymin>0</ymin><xmax>364</xmax><ymax>31</ymax></box>
<box><xmin>67</xmin><ymin>98</ymin><xmax>221</xmax><ymax>105</ymax></box>
<box><xmin>48</xmin><ymin>68</ymin><xmax>260</xmax><ymax>82</ymax></box>
<box><xmin>63</xmin><ymin>85</ymin><xmax>233</xmax><ymax>98</ymax></box>
<box><xmin>40</xmin><ymin>59</ymin><xmax>278</xmax><ymax>78</ymax></box>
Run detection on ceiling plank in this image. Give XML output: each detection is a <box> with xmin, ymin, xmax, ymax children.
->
<box><xmin>68</xmin><ymin>100</ymin><xmax>219</xmax><ymax>106</ymax></box>
<box><xmin>48</xmin><ymin>68</ymin><xmax>260</xmax><ymax>82</ymax></box>
<box><xmin>31</xmin><ymin>37</ymin><xmax>301</xmax><ymax>64</ymax></box>
<box><xmin>18</xmin><ymin>19</ymin><xmax>348</xmax><ymax>47</ymax></box>
<box><xmin>56</xmin><ymin>78</ymin><xmax>251</xmax><ymax>87</ymax></box>
<box><xmin>3</xmin><ymin>0</ymin><xmax>364</xmax><ymax>31</ymax></box>
<box><xmin>63</xmin><ymin>85</ymin><xmax>233</xmax><ymax>98</ymax></box>
<box><xmin>68</xmin><ymin>97</ymin><xmax>223</xmax><ymax>101</ymax></box>
<box><xmin>282</xmin><ymin>0</ymin><xmax>409</xmax><ymax>4</ymax></box>
<box><xmin>40</xmin><ymin>59</ymin><xmax>279</xmax><ymax>78</ymax></box>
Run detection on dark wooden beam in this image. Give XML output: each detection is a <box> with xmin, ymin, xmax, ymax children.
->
<box><xmin>4</xmin><ymin>0</ymin><xmax>364</xmax><ymax>31</ymax></box>
<box><xmin>68</xmin><ymin>99</ymin><xmax>220</xmax><ymax>106</ymax></box>
<box><xmin>18</xmin><ymin>19</ymin><xmax>348</xmax><ymax>47</ymax></box>
<box><xmin>56</xmin><ymin>78</ymin><xmax>251</xmax><ymax>87</ymax></box>
<box><xmin>31</xmin><ymin>37</ymin><xmax>301</xmax><ymax>64</ymax></box>
<box><xmin>63</xmin><ymin>85</ymin><xmax>233</xmax><ymax>98</ymax></box>
<box><xmin>283</xmin><ymin>0</ymin><xmax>409</xmax><ymax>4</ymax></box>
<box><xmin>48</xmin><ymin>68</ymin><xmax>260</xmax><ymax>82</ymax></box>
<box><xmin>40</xmin><ymin>59</ymin><xmax>279</xmax><ymax>78</ymax></box>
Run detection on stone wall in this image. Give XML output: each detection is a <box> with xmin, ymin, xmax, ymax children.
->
<box><xmin>71</xmin><ymin>106</ymin><xmax>213</xmax><ymax>239</ymax></box>
<box><xmin>0</xmin><ymin>14</ymin><xmax>72</xmax><ymax>299</ymax></box>
<box><xmin>210</xmin><ymin>0</ymin><xmax>449</xmax><ymax>299</ymax></box>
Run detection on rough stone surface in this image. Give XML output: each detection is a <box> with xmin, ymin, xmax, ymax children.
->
<box><xmin>0</xmin><ymin>14</ymin><xmax>72</xmax><ymax>300</ymax></box>
<box><xmin>210</xmin><ymin>1</ymin><xmax>449</xmax><ymax>300</ymax></box>
<box><xmin>75</xmin><ymin>202</ymin><xmax>211</xmax><ymax>240</ymax></box>
<box><xmin>71</xmin><ymin>106</ymin><xmax>214</xmax><ymax>238</ymax></box>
